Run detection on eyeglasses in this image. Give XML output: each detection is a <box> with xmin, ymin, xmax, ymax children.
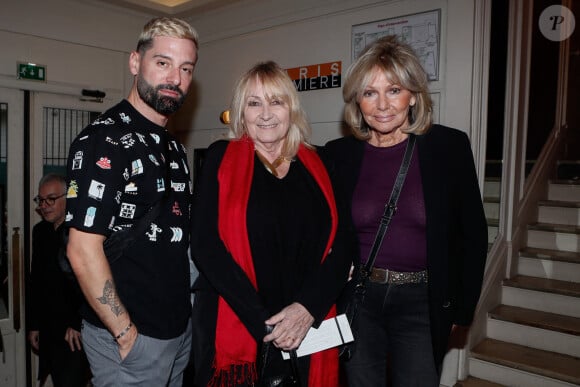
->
<box><xmin>33</xmin><ymin>193</ymin><xmax>66</xmax><ymax>207</ymax></box>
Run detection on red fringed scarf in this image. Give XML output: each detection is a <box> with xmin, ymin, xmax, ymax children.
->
<box><xmin>212</xmin><ymin>136</ymin><xmax>339</xmax><ymax>387</ymax></box>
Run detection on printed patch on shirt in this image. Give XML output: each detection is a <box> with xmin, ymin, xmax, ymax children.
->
<box><xmin>65</xmin><ymin>211</ymin><xmax>73</xmax><ymax>222</ymax></box>
<box><xmin>108</xmin><ymin>216</ymin><xmax>116</xmax><ymax>230</ymax></box>
<box><xmin>156</xmin><ymin>178</ymin><xmax>165</xmax><ymax>192</ymax></box>
<box><xmin>96</xmin><ymin>157</ymin><xmax>112</xmax><ymax>169</ymax></box>
<box><xmin>170</xmin><ymin>227</ymin><xmax>183</xmax><ymax>242</ymax></box>
<box><xmin>171</xmin><ymin>181</ymin><xmax>186</xmax><ymax>192</ymax></box>
<box><xmin>119</xmin><ymin>112</ymin><xmax>131</xmax><ymax>124</ymax></box>
<box><xmin>79</xmin><ymin>135</ymin><xmax>89</xmax><ymax>141</ymax></box>
<box><xmin>172</xmin><ymin>201</ymin><xmax>182</xmax><ymax>216</ymax></box>
<box><xmin>67</xmin><ymin>180</ymin><xmax>79</xmax><ymax>198</ymax></box>
<box><xmin>111</xmin><ymin>224</ymin><xmax>131</xmax><ymax>232</ymax></box>
<box><xmin>124</xmin><ymin>182</ymin><xmax>137</xmax><ymax>193</ymax></box>
<box><xmin>84</xmin><ymin>207</ymin><xmax>96</xmax><ymax>227</ymax></box>
<box><xmin>136</xmin><ymin>132</ymin><xmax>148</xmax><ymax>146</ymax></box>
<box><xmin>150</xmin><ymin>133</ymin><xmax>160</xmax><ymax>144</ymax></box>
<box><xmin>114</xmin><ymin>191</ymin><xmax>122</xmax><ymax>204</ymax></box>
<box><xmin>182</xmin><ymin>160</ymin><xmax>189</xmax><ymax>174</ymax></box>
<box><xmin>106</xmin><ymin>136</ymin><xmax>118</xmax><ymax>146</ymax></box>
<box><xmin>148</xmin><ymin>154</ymin><xmax>160</xmax><ymax>166</ymax></box>
<box><xmin>146</xmin><ymin>223</ymin><xmax>162</xmax><ymax>241</ymax></box>
<box><xmin>93</xmin><ymin>117</ymin><xmax>114</xmax><ymax>125</ymax></box>
<box><xmin>119</xmin><ymin>203</ymin><xmax>136</xmax><ymax>219</ymax></box>
<box><xmin>120</xmin><ymin>133</ymin><xmax>135</xmax><ymax>149</ymax></box>
<box><xmin>131</xmin><ymin>159</ymin><xmax>144</xmax><ymax>176</ymax></box>
<box><xmin>72</xmin><ymin>151</ymin><xmax>84</xmax><ymax>170</ymax></box>
<box><xmin>170</xmin><ymin>161</ymin><xmax>179</xmax><ymax>169</ymax></box>
<box><xmin>171</xmin><ymin>141</ymin><xmax>179</xmax><ymax>151</ymax></box>
<box><xmin>88</xmin><ymin>180</ymin><xmax>106</xmax><ymax>201</ymax></box>
<box><xmin>123</xmin><ymin>168</ymin><xmax>130</xmax><ymax>181</ymax></box>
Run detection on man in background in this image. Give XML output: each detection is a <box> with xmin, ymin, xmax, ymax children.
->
<box><xmin>27</xmin><ymin>173</ymin><xmax>90</xmax><ymax>387</ymax></box>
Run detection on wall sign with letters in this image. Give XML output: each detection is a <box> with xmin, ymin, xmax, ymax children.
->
<box><xmin>286</xmin><ymin>61</ymin><xmax>341</xmax><ymax>92</ymax></box>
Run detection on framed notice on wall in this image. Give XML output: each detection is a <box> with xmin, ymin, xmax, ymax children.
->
<box><xmin>352</xmin><ymin>9</ymin><xmax>441</xmax><ymax>80</ymax></box>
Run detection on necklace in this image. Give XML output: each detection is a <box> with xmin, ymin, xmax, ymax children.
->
<box><xmin>255</xmin><ymin>150</ymin><xmax>293</xmax><ymax>177</ymax></box>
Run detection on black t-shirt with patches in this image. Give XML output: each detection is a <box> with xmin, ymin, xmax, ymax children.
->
<box><xmin>65</xmin><ymin>99</ymin><xmax>192</xmax><ymax>339</ymax></box>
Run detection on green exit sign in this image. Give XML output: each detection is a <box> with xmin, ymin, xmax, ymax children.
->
<box><xmin>17</xmin><ymin>63</ymin><xmax>46</xmax><ymax>82</ymax></box>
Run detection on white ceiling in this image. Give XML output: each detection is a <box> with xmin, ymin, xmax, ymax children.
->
<box><xmin>101</xmin><ymin>0</ymin><xmax>241</xmax><ymax>17</ymax></box>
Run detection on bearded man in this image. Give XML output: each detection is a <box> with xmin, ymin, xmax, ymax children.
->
<box><xmin>64</xmin><ymin>17</ymin><xmax>197</xmax><ymax>387</ymax></box>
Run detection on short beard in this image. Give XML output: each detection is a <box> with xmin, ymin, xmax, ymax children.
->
<box><xmin>137</xmin><ymin>77</ymin><xmax>186</xmax><ymax>116</ymax></box>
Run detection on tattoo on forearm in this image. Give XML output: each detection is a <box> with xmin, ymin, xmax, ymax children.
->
<box><xmin>97</xmin><ymin>279</ymin><xmax>124</xmax><ymax>316</ymax></box>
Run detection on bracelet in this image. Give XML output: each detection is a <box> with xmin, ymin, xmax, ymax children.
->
<box><xmin>113</xmin><ymin>322</ymin><xmax>133</xmax><ymax>342</ymax></box>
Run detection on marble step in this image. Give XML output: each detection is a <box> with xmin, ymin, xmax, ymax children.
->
<box><xmin>518</xmin><ymin>247</ymin><xmax>580</xmax><ymax>282</ymax></box>
<box><xmin>487</xmin><ymin>305</ymin><xmax>580</xmax><ymax>357</ymax></box>
<box><xmin>470</xmin><ymin>339</ymin><xmax>580</xmax><ymax>386</ymax></box>
<box><xmin>538</xmin><ymin>200</ymin><xmax>580</xmax><ymax>226</ymax></box>
<box><xmin>487</xmin><ymin>219</ymin><xmax>499</xmax><ymax>243</ymax></box>
<box><xmin>484</xmin><ymin>178</ymin><xmax>501</xmax><ymax>199</ymax></box>
<box><xmin>454</xmin><ymin>376</ymin><xmax>505</xmax><ymax>387</ymax></box>
<box><xmin>548</xmin><ymin>181</ymin><xmax>580</xmax><ymax>202</ymax></box>
<box><xmin>520</xmin><ymin>247</ymin><xmax>580</xmax><ymax>264</ymax></box>
<box><xmin>501</xmin><ymin>275</ymin><xmax>580</xmax><ymax>318</ymax></box>
<box><xmin>484</xmin><ymin>197</ymin><xmax>500</xmax><ymax>220</ymax></box>
<box><xmin>527</xmin><ymin>222</ymin><xmax>580</xmax><ymax>253</ymax></box>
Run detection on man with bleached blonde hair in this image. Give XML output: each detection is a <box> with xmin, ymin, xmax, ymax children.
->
<box><xmin>64</xmin><ymin>17</ymin><xmax>198</xmax><ymax>386</ymax></box>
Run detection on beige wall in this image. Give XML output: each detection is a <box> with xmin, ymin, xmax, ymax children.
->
<box><xmin>0</xmin><ymin>0</ymin><xmax>480</xmax><ymax>149</ymax></box>
<box><xmin>185</xmin><ymin>0</ymin><xmax>478</xmax><ymax>150</ymax></box>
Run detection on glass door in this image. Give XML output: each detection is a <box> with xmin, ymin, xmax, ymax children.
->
<box><xmin>0</xmin><ymin>87</ymin><xmax>26</xmax><ymax>387</ymax></box>
<box><xmin>27</xmin><ymin>92</ymin><xmax>104</xmax><ymax>386</ymax></box>
<box><xmin>0</xmin><ymin>88</ymin><xmax>105</xmax><ymax>386</ymax></box>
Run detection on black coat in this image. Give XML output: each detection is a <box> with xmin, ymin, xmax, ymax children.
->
<box><xmin>27</xmin><ymin>221</ymin><xmax>86</xmax><ymax>382</ymax></box>
<box><xmin>321</xmin><ymin>125</ymin><xmax>488</xmax><ymax>366</ymax></box>
<box><xmin>190</xmin><ymin>140</ymin><xmax>354</xmax><ymax>385</ymax></box>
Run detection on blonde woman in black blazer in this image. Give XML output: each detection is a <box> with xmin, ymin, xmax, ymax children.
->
<box><xmin>321</xmin><ymin>36</ymin><xmax>488</xmax><ymax>387</ymax></box>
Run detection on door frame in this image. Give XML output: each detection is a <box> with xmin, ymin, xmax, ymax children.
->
<box><xmin>0</xmin><ymin>86</ymin><xmax>26</xmax><ymax>387</ymax></box>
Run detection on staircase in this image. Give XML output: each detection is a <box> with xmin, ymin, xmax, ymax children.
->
<box><xmin>457</xmin><ymin>162</ymin><xmax>580</xmax><ymax>386</ymax></box>
<box><xmin>483</xmin><ymin>177</ymin><xmax>501</xmax><ymax>246</ymax></box>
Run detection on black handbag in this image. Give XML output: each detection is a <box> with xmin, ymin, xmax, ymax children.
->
<box><xmin>257</xmin><ymin>325</ymin><xmax>302</xmax><ymax>387</ymax></box>
<box><xmin>339</xmin><ymin>134</ymin><xmax>416</xmax><ymax>360</ymax></box>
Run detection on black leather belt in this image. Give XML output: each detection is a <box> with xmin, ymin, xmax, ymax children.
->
<box><xmin>368</xmin><ymin>268</ymin><xmax>428</xmax><ymax>285</ymax></box>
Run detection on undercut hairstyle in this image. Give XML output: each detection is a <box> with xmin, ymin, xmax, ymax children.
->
<box><xmin>343</xmin><ymin>35</ymin><xmax>433</xmax><ymax>140</ymax></box>
<box><xmin>38</xmin><ymin>173</ymin><xmax>67</xmax><ymax>193</ymax></box>
<box><xmin>136</xmin><ymin>17</ymin><xmax>199</xmax><ymax>54</ymax></box>
<box><xmin>229</xmin><ymin>61</ymin><xmax>312</xmax><ymax>157</ymax></box>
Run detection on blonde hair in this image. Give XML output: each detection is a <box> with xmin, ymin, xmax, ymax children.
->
<box><xmin>137</xmin><ymin>17</ymin><xmax>199</xmax><ymax>54</ymax></box>
<box><xmin>229</xmin><ymin>61</ymin><xmax>312</xmax><ymax>157</ymax></box>
<box><xmin>343</xmin><ymin>35</ymin><xmax>432</xmax><ymax>140</ymax></box>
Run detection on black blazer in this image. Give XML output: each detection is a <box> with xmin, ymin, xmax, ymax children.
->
<box><xmin>27</xmin><ymin>221</ymin><xmax>84</xmax><ymax>380</ymax></box>
<box><xmin>321</xmin><ymin>124</ymin><xmax>488</xmax><ymax>366</ymax></box>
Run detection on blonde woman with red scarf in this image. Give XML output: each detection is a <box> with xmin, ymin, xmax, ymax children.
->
<box><xmin>190</xmin><ymin>61</ymin><xmax>353</xmax><ymax>387</ymax></box>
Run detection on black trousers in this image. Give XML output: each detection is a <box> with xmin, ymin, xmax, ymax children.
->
<box><xmin>343</xmin><ymin>281</ymin><xmax>439</xmax><ymax>387</ymax></box>
<box><xmin>44</xmin><ymin>338</ymin><xmax>90</xmax><ymax>387</ymax></box>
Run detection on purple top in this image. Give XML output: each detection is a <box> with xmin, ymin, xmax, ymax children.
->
<box><xmin>352</xmin><ymin>139</ymin><xmax>427</xmax><ymax>272</ymax></box>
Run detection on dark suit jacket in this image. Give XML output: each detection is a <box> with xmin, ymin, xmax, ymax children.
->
<box><xmin>27</xmin><ymin>221</ymin><xmax>85</xmax><ymax>381</ymax></box>
<box><xmin>321</xmin><ymin>124</ymin><xmax>488</xmax><ymax>366</ymax></box>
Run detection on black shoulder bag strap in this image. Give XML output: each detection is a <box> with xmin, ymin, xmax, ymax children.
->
<box><xmin>103</xmin><ymin>135</ymin><xmax>172</xmax><ymax>259</ymax></box>
<box><xmin>122</xmin><ymin>136</ymin><xmax>172</xmax><ymax>239</ymax></box>
<box><xmin>359</xmin><ymin>133</ymin><xmax>416</xmax><ymax>281</ymax></box>
<box><xmin>340</xmin><ymin>135</ymin><xmax>417</xmax><ymax>360</ymax></box>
